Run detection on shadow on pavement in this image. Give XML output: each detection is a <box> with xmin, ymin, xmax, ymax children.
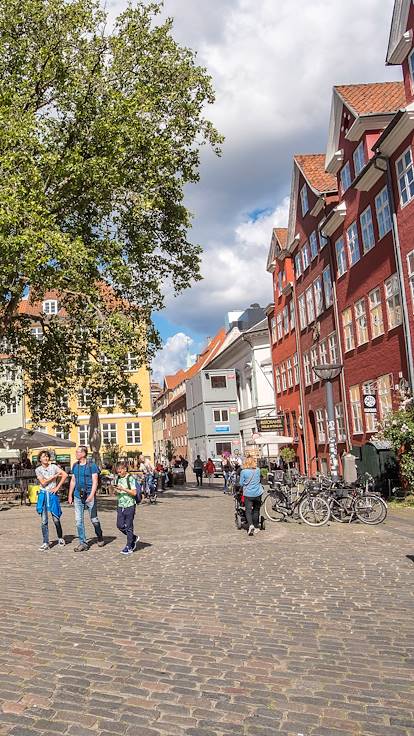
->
<box><xmin>89</xmin><ymin>535</ymin><xmax>117</xmax><ymax>547</ymax></box>
<box><xmin>406</xmin><ymin>555</ymin><xmax>414</xmax><ymax>563</ymax></box>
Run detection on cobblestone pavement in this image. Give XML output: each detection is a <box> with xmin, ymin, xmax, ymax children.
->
<box><xmin>0</xmin><ymin>485</ymin><xmax>414</xmax><ymax>736</ymax></box>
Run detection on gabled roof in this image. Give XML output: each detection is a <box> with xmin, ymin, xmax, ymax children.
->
<box><xmin>266</xmin><ymin>228</ymin><xmax>288</xmax><ymax>272</ymax></box>
<box><xmin>185</xmin><ymin>328</ymin><xmax>227</xmax><ymax>379</ymax></box>
<box><xmin>387</xmin><ymin>0</ymin><xmax>413</xmax><ymax>64</ymax></box>
<box><xmin>164</xmin><ymin>370</ymin><xmax>186</xmax><ymax>391</ymax></box>
<box><xmin>335</xmin><ymin>82</ymin><xmax>406</xmax><ymax>116</ymax></box>
<box><xmin>326</xmin><ymin>82</ymin><xmax>406</xmax><ymax>173</ymax></box>
<box><xmin>294</xmin><ymin>154</ymin><xmax>337</xmax><ymax>195</ymax></box>
<box><xmin>273</xmin><ymin>228</ymin><xmax>288</xmax><ymax>248</ymax></box>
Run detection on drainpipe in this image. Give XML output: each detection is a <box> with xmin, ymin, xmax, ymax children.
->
<box><xmin>292</xmin><ymin>276</ymin><xmax>309</xmax><ymax>474</ymax></box>
<box><xmin>374</xmin><ymin>153</ymin><xmax>414</xmax><ymax>392</ymax></box>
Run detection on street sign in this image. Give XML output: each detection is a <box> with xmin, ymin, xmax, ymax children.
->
<box><xmin>257</xmin><ymin>417</ymin><xmax>284</xmax><ymax>433</ymax></box>
<box><xmin>363</xmin><ymin>394</ymin><xmax>377</xmax><ymax>414</ymax></box>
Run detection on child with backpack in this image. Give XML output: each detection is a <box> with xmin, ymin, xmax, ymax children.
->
<box><xmin>114</xmin><ymin>461</ymin><xmax>141</xmax><ymax>555</ymax></box>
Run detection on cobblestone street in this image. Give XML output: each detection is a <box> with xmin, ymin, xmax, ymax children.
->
<box><xmin>0</xmin><ymin>485</ymin><xmax>413</xmax><ymax>736</ymax></box>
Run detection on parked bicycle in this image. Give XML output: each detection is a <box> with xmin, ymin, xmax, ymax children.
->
<box><xmin>264</xmin><ymin>473</ymin><xmax>330</xmax><ymax>527</ymax></box>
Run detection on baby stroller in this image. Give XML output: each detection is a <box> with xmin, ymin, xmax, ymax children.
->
<box><xmin>233</xmin><ymin>486</ymin><xmax>265</xmax><ymax>531</ymax></box>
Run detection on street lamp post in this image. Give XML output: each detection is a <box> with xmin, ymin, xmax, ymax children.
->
<box><xmin>313</xmin><ymin>363</ymin><xmax>343</xmax><ymax>479</ymax></box>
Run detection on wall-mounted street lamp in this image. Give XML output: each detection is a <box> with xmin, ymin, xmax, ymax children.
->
<box><xmin>313</xmin><ymin>363</ymin><xmax>343</xmax><ymax>479</ymax></box>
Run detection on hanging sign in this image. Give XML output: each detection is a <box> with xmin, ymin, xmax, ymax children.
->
<box><xmin>363</xmin><ymin>394</ymin><xmax>377</xmax><ymax>415</ymax></box>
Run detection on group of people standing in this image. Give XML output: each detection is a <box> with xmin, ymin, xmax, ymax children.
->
<box><xmin>35</xmin><ymin>446</ymin><xmax>154</xmax><ymax>555</ymax></box>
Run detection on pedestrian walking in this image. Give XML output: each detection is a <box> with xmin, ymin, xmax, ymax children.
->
<box><xmin>239</xmin><ymin>455</ymin><xmax>263</xmax><ymax>536</ymax></box>
<box><xmin>35</xmin><ymin>450</ymin><xmax>68</xmax><ymax>550</ymax></box>
<box><xmin>68</xmin><ymin>446</ymin><xmax>105</xmax><ymax>551</ymax></box>
<box><xmin>222</xmin><ymin>454</ymin><xmax>233</xmax><ymax>492</ymax></box>
<box><xmin>114</xmin><ymin>461</ymin><xmax>140</xmax><ymax>555</ymax></box>
<box><xmin>205</xmin><ymin>458</ymin><xmax>215</xmax><ymax>485</ymax></box>
<box><xmin>193</xmin><ymin>455</ymin><xmax>204</xmax><ymax>486</ymax></box>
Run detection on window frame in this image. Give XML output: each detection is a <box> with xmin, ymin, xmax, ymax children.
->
<box><xmin>303</xmin><ymin>352</ymin><xmax>311</xmax><ymax>387</ymax></box>
<box><xmin>396</xmin><ymin>146</ymin><xmax>414</xmax><ymax>208</ymax></box>
<box><xmin>375</xmin><ymin>186</ymin><xmax>392</xmax><ymax>240</ymax></box>
<box><xmin>377</xmin><ymin>373</ymin><xmax>393</xmax><ymax>420</ymax></box>
<box><xmin>316</xmin><ymin>408</ymin><xmax>326</xmax><ymax>444</ymax></box>
<box><xmin>340</xmin><ymin>161</ymin><xmax>352</xmax><ymax>193</ymax></box>
<box><xmin>286</xmin><ymin>358</ymin><xmax>293</xmax><ymax>389</ymax></box>
<box><xmin>213</xmin><ymin>408</ymin><xmax>229</xmax><ymax>423</ymax></box>
<box><xmin>354</xmin><ymin>298</ymin><xmax>368</xmax><ymax>346</ymax></box>
<box><xmin>298</xmin><ymin>294</ymin><xmax>307</xmax><ymax>331</ymax></box>
<box><xmin>310</xmin><ymin>346</ymin><xmax>319</xmax><ymax>384</ymax></box>
<box><xmin>309</xmin><ymin>231</ymin><xmax>318</xmax><ymax>260</ymax></box>
<box><xmin>346</xmin><ymin>221</ymin><xmax>361</xmax><ymax>267</ymax></box>
<box><xmin>295</xmin><ymin>252</ymin><xmax>303</xmax><ymax>279</ymax></box>
<box><xmin>353</xmin><ymin>140</ymin><xmax>366</xmax><ymax>177</ymax></box>
<box><xmin>384</xmin><ymin>273</ymin><xmax>402</xmax><ymax>330</ymax></box>
<box><xmin>102</xmin><ymin>422</ymin><xmax>117</xmax><ymax>445</ymax></box>
<box><xmin>42</xmin><ymin>299</ymin><xmax>58</xmax><ymax>315</ymax></box>
<box><xmin>322</xmin><ymin>266</ymin><xmax>333</xmax><ymax>307</ymax></box>
<box><xmin>369</xmin><ymin>286</ymin><xmax>385</xmax><ymax>339</ymax></box>
<box><xmin>125</xmin><ymin>422</ymin><xmax>142</xmax><ymax>446</ymax></box>
<box><xmin>305</xmin><ymin>286</ymin><xmax>315</xmax><ymax>324</ymax></box>
<box><xmin>300</xmin><ymin>184</ymin><xmax>309</xmax><ymax>217</ymax></box>
<box><xmin>319</xmin><ymin>339</ymin><xmax>328</xmax><ymax>365</ymax></box>
<box><xmin>289</xmin><ymin>300</ymin><xmax>295</xmax><ymax>331</ymax></box>
<box><xmin>342</xmin><ymin>307</ymin><xmax>355</xmax><ymax>352</ymax></box>
<box><xmin>313</xmin><ymin>276</ymin><xmax>323</xmax><ymax>317</ymax></box>
<box><xmin>335</xmin><ymin>236</ymin><xmax>347</xmax><ymax>277</ymax></box>
<box><xmin>407</xmin><ymin>249</ymin><xmax>414</xmax><ymax>313</ymax></box>
<box><xmin>211</xmin><ymin>375</ymin><xmax>227</xmax><ymax>389</ymax></box>
<box><xmin>360</xmin><ymin>205</ymin><xmax>375</xmax><ymax>254</ymax></box>
<box><xmin>335</xmin><ymin>403</ymin><xmax>347</xmax><ymax>442</ymax></box>
<box><xmin>293</xmin><ymin>353</ymin><xmax>299</xmax><ymax>385</ymax></box>
<box><xmin>349</xmin><ymin>384</ymin><xmax>363</xmax><ymax>435</ymax></box>
<box><xmin>302</xmin><ymin>242</ymin><xmax>310</xmax><ymax>271</ymax></box>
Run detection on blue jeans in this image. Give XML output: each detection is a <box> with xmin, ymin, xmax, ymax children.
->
<box><xmin>41</xmin><ymin>505</ymin><xmax>63</xmax><ymax>544</ymax></box>
<box><xmin>74</xmin><ymin>495</ymin><xmax>103</xmax><ymax>544</ymax></box>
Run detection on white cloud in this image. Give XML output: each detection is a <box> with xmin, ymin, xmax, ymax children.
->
<box><xmin>151</xmin><ymin>332</ymin><xmax>195</xmax><ymax>384</ymax></box>
<box><xmin>108</xmin><ymin>0</ymin><xmax>399</xmax><ymax>338</ymax></box>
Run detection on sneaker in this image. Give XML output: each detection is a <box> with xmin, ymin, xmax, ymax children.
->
<box><xmin>38</xmin><ymin>542</ymin><xmax>49</xmax><ymax>551</ymax></box>
<box><xmin>97</xmin><ymin>539</ymin><xmax>105</xmax><ymax>547</ymax></box>
<box><xmin>120</xmin><ymin>545</ymin><xmax>132</xmax><ymax>555</ymax></box>
<box><xmin>57</xmin><ymin>538</ymin><xmax>66</xmax><ymax>546</ymax></box>
<box><xmin>133</xmin><ymin>535</ymin><xmax>140</xmax><ymax>551</ymax></box>
<box><xmin>253</xmin><ymin>527</ymin><xmax>260</xmax><ymax>535</ymax></box>
<box><xmin>248</xmin><ymin>525</ymin><xmax>255</xmax><ymax>536</ymax></box>
<box><xmin>74</xmin><ymin>542</ymin><xmax>88</xmax><ymax>552</ymax></box>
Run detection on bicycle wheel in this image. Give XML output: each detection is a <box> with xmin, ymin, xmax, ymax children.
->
<box><xmin>263</xmin><ymin>493</ymin><xmax>287</xmax><ymax>522</ymax></box>
<box><xmin>329</xmin><ymin>495</ymin><xmax>354</xmax><ymax>523</ymax></box>
<box><xmin>354</xmin><ymin>495</ymin><xmax>387</xmax><ymax>525</ymax></box>
<box><xmin>299</xmin><ymin>495</ymin><xmax>330</xmax><ymax>527</ymax></box>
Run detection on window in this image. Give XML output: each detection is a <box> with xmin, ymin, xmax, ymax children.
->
<box><xmin>78</xmin><ymin>425</ymin><xmax>88</xmax><ymax>446</ymax></box>
<box><xmin>353</xmin><ymin>141</ymin><xmax>366</xmax><ymax>177</ymax></box>
<box><xmin>396</xmin><ymin>147</ymin><xmax>414</xmax><ymax>206</ymax></box>
<box><xmin>216</xmin><ymin>442</ymin><xmax>232</xmax><ymax>456</ymax></box>
<box><xmin>43</xmin><ymin>299</ymin><xmax>58</xmax><ymax>315</ymax></box>
<box><xmin>319</xmin><ymin>231</ymin><xmax>328</xmax><ymax>250</ymax></box>
<box><xmin>342</xmin><ymin>307</ymin><xmax>355</xmax><ymax>352</ymax></box>
<box><xmin>310</xmin><ymin>346</ymin><xmax>319</xmax><ymax>383</ymax></box>
<box><xmin>302</xmin><ymin>242</ymin><xmax>310</xmax><ymax>271</ymax></box>
<box><xmin>270</xmin><ymin>316</ymin><xmax>277</xmax><ymax>344</ymax></box>
<box><xmin>300</xmin><ymin>184</ymin><xmax>309</xmax><ymax>216</ymax></box>
<box><xmin>335</xmin><ymin>237</ymin><xmax>347</xmax><ymax>277</ymax></box>
<box><xmin>322</xmin><ymin>266</ymin><xmax>333</xmax><ymax>307</ymax></box>
<box><xmin>335</xmin><ymin>404</ymin><xmax>346</xmax><ymax>442</ymax></box>
<box><xmin>298</xmin><ymin>294</ymin><xmax>307</xmax><ymax>330</ymax></box>
<box><xmin>309</xmin><ymin>231</ymin><xmax>318</xmax><ymax>260</ymax></box>
<box><xmin>213</xmin><ymin>409</ymin><xmax>229</xmax><ymax>423</ymax></box>
<box><xmin>316</xmin><ymin>409</ymin><xmax>326</xmax><ymax>443</ymax></box>
<box><xmin>363</xmin><ymin>381</ymin><xmax>377</xmax><ymax>433</ymax></box>
<box><xmin>375</xmin><ymin>186</ymin><xmax>392</xmax><ymax>239</ymax></box>
<box><xmin>306</xmin><ymin>286</ymin><xmax>315</xmax><ymax>323</ymax></box>
<box><xmin>287</xmin><ymin>358</ymin><xmax>293</xmax><ymax>388</ymax></box>
<box><xmin>102</xmin><ymin>423</ymin><xmax>117</xmax><ymax>444</ymax></box>
<box><xmin>328</xmin><ymin>332</ymin><xmax>338</xmax><ymax>363</ymax></box>
<box><xmin>313</xmin><ymin>277</ymin><xmax>323</xmax><ymax>317</ymax></box>
<box><xmin>349</xmin><ymin>385</ymin><xmax>363</xmax><ymax>434</ymax></box>
<box><xmin>377</xmin><ymin>374</ymin><xmax>393</xmax><ymax>419</ymax></box>
<box><xmin>275</xmin><ymin>367</ymin><xmax>281</xmax><ymax>394</ymax></box>
<box><xmin>55</xmin><ymin>426</ymin><xmax>70</xmax><ymax>440</ymax></box>
<box><xmin>102</xmin><ymin>395</ymin><xmax>116</xmax><ymax>408</ymax></box>
<box><xmin>360</xmin><ymin>206</ymin><xmax>375</xmax><ymax>253</ymax></box>
<box><xmin>303</xmin><ymin>352</ymin><xmax>311</xmax><ymax>386</ymax></box>
<box><xmin>126</xmin><ymin>422</ymin><xmax>142</xmax><ymax>445</ymax></box>
<box><xmin>408</xmin><ymin>250</ymin><xmax>414</xmax><ymax>311</ymax></box>
<box><xmin>385</xmin><ymin>274</ymin><xmax>402</xmax><ymax>329</ymax></box>
<box><xmin>31</xmin><ymin>327</ymin><xmax>43</xmax><ymax>341</ymax></box>
<box><xmin>289</xmin><ymin>300</ymin><xmax>295</xmax><ymax>331</ymax></box>
<box><xmin>294</xmin><ymin>353</ymin><xmax>299</xmax><ymax>385</ymax></box>
<box><xmin>283</xmin><ymin>306</ymin><xmax>289</xmax><ymax>335</ymax></box>
<box><xmin>125</xmin><ymin>352</ymin><xmax>138</xmax><ymax>371</ymax></box>
<box><xmin>211</xmin><ymin>375</ymin><xmax>227</xmax><ymax>389</ymax></box>
<box><xmin>295</xmin><ymin>253</ymin><xmax>303</xmax><ymax>278</ymax></box>
<box><xmin>319</xmin><ymin>339</ymin><xmax>328</xmax><ymax>365</ymax></box>
<box><xmin>277</xmin><ymin>270</ymin><xmax>284</xmax><ymax>296</ymax></box>
<box><xmin>340</xmin><ymin>162</ymin><xmax>352</xmax><ymax>193</ymax></box>
<box><xmin>409</xmin><ymin>48</ymin><xmax>414</xmax><ymax>87</ymax></box>
<box><xmin>281</xmin><ymin>364</ymin><xmax>287</xmax><ymax>391</ymax></box>
<box><xmin>6</xmin><ymin>399</ymin><xmax>17</xmax><ymax>415</ymax></box>
<box><xmin>277</xmin><ymin>312</ymin><xmax>283</xmax><ymax>340</ymax></box>
<box><xmin>369</xmin><ymin>287</ymin><xmax>384</xmax><ymax>338</ymax></box>
<box><xmin>354</xmin><ymin>298</ymin><xmax>368</xmax><ymax>346</ymax></box>
<box><xmin>78</xmin><ymin>389</ymin><xmax>91</xmax><ymax>408</ymax></box>
<box><xmin>347</xmin><ymin>222</ymin><xmax>360</xmax><ymax>266</ymax></box>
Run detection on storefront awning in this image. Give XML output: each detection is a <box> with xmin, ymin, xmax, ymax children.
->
<box><xmin>251</xmin><ymin>433</ymin><xmax>293</xmax><ymax>446</ymax></box>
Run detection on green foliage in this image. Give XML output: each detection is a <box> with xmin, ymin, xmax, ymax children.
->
<box><xmin>0</xmin><ymin>0</ymin><xmax>222</xmax><ymax>426</ymax></box>
<box><xmin>280</xmin><ymin>446</ymin><xmax>296</xmax><ymax>466</ymax></box>
<box><xmin>102</xmin><ymin>442</ymin><xmax>123</xmax><ymax>467</ymax></box>
<box><xmin>379</xmin><ymin>402</ymin><xmax>414</xmax><ymax>492</ymax></box>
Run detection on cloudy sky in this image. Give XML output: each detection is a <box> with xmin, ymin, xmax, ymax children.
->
<box><xmin>109</xmin><ymin>0</ymin><xmax>399</xmax><ymax>382</ymax></box>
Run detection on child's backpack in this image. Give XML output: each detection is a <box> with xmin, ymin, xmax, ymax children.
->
<box><xmin>127</xmin><ymin>474</ymin><xmax>142</xmax><ymax>504</ymax></box>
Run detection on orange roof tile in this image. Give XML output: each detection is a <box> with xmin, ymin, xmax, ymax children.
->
<box><xmin>335</xmin><ymin>81</ymin><xmax>405</xmax><ymax>116</ymax></box>
<box><xmin>294</xmin><ymin>154</ymin><xmax>337</xmax><ymax>194</ymax></box>
<box><xmin>273</xmin><ymin>228</ymin><xmax>288</xmax><ymax>248</ymax></box>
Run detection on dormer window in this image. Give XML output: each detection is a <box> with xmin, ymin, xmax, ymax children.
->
<box><xmin>43</xmin><ymin>299</ymin><xmax>58</xmax><ymax>315</ymax></box>
<box><xmin>409</xmin><ymin>48</ymin><xmax>414</xmax><ymax>89</ymax></box>
<box><xmin>340</xmin><ymin>162</ymin><xmax>352</xmax><ymax>193</ymax></box>
<box><xmin>353</xmin><ymin>141</ymin><xmax>366</xmax><ymax>177</ymax></box>
<box><xmin>300</xmin><ymin>184</ymin><xmax>309</xmax><ymax>216</ymax></box>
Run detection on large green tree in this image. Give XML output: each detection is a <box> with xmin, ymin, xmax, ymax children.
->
<box><xmin>0</xmin><ymin>0</ymin><xmax>221</xmax><ymax>427</ymax></box>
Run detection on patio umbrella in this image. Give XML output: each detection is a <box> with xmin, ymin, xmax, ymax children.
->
<box><xmin>0</xmin><ymin>427</ymin><xmax>76</xmax><ymax>451</ymax></box>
